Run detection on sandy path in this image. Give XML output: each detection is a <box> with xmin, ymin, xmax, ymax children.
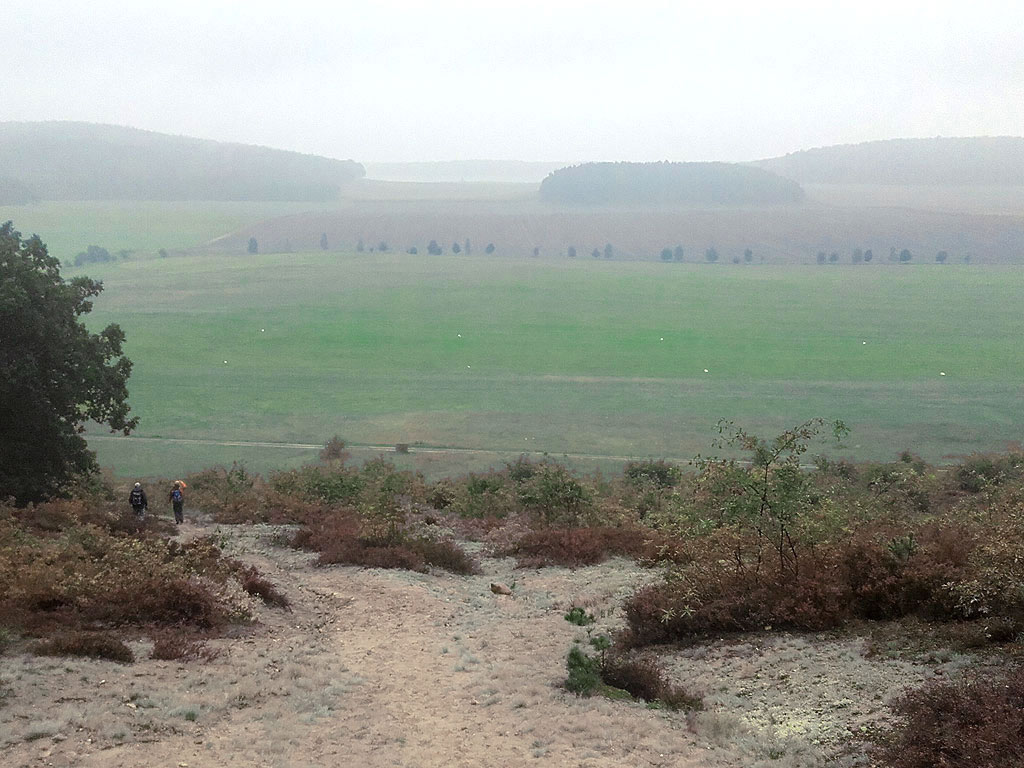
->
<box><xmin>2</xmin><ymin>522</ymin><xmax>726</xmax><ymax>768</ymax></box>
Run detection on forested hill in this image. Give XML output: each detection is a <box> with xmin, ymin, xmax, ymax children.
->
<box><xmin>538</xmin><ymin>162</ymin><xmax>805</xmax><ymax>205</ymax></box>
<box><xmin>0</xmin><ymin>122</ymin><xmax>364</xmax><ymax>203</ymax></box>
<box><xmin>753</xmin><ymin>137</ymin><xmax>1024</xmax><ymax>185</ymax></box>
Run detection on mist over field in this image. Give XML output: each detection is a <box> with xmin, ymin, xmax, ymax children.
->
<box><xmin>3</xmin><ymin>4</ymin><xmax>1024</xmax><ymax>768</ymax></box>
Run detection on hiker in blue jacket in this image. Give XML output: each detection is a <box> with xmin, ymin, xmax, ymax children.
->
<box><xmin>169</xmin><ymin>481</ymin><xmax>185</xmax><ymax>525</ymax></box>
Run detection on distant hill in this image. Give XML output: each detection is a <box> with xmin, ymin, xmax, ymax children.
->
<box><xmin>0</xmin><ymin>122</ymin><xmax>364</xmax><ymax>202</ymax></box>
<box><xmin>754</xmin><ymin>137</ymin><xmax>1024</xmax><ymax>185</ymax></box>
<box><xmin>539</xmin><ymin>162</ymin><xmax>805</xmax><ymax>205</ymax></box>
<box><xmin>364</xmin><ymin>160</ymin><xmax>565</xmax><ymax>184</ymax></box>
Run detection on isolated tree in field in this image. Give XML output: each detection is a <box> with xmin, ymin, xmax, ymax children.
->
<box><xmin>377</xmin><ymin>241</ymin><xmax>389</xmax><ymax>252</ymax></box>
<box><xmin>661</xmin><ymin>247</ymin><xmax>673</xmax><ymax>261</ymax></box>
<box><xmin>963</xmin><ymin>253</ymin><xmax>972</xmax><ymax>264</ymax></box>
<box><xmin>533</xmin><ymin>246</ymin><xmax>541</xmax><ymax>257</ymax></box>
<box><xmin>732</xmin><ymin>256</ymin><xmax>740</xmax><ymax>264</ymax></box>
<box><xmin>673</xmin><ymin>245</ymin><xmax>684</xmax><ymax>262</ymax></box>
<box><xmin>603</xmin><ymin>243</ymin><xmax>614</xmax><ymax>259</ymax></box>
<box><xmin>319</xmin><ymin>233</ymin><xmax>329</xmax><ymax>250</ymax></box>
<box><xmin>744</xmin><ymin>248</ymin><xmax>753</xmax><ymax>263</ymax></box>
<box><xmin>427</xmin><ymin>240</ymin><xmax>442</xmax><ymax>255</ymax></box>
<box><xmin>319</xmin><ymin>435</ymin><xmax>351</xmax><ymax>466</ymax></box>
<box><xmin>464</xmin><ymin>239</ymin><xmax>472</xmax><ymax>255</ymax></box>
<box><xmin>485</xmin><ymin>243</ymin><xmax>495</xmax><ymax>254</ymax></box>
<box><xmin>899</xmin><ymin>249</ymin><xmax>912</xmax><ymax>263</ymax></box>
<box><xmin>158</xmin><ymin>248</ymin><xmax>168</xmax><ymax>258</ymax></box>
<box><xmin>852</xmin><ymin>248</ymin><xmax>863</xmax><ymax>264</ymax></box>
<box><xmin>407</xmin><ymin>246</ymin><xmax>418</xmax><ymax>254</ymax></box>
<box><xmin>452</xmin><ymin>241</ymin><xmax>461</xmax><ymax>254</ymax></box>
<box><xmin>567</xmin><ymin>245</ymin><xmax>577</xmax><ymax>258</ymax></box>
<box><xmin>356</xmin><ymin>238</ymin><xmax>365</xmax><ymax>252</ymax></box>
<box><xmin>863</xmin><ymin>249</ymin><xmax>873</xmax><ymax>262</ymax></box>
<box><xmin>705</xmin><ymin>247</ymin><xmax>718</xmax><ymax>263</ymax></box>
<box><xmin>247</xmin><ymin>237</ymin><xmax>258</xmax><ymax>254</ymax></box>
<box><xmin>74</xmin><ymin>245</ymin><xmax>113</xmax><ymax>266</ymax></box>
<box><xmin>829</xmin><ymin>252</ymin><xmax>839</xmax><ymax>263</ymax></box>
<box><xmin>591</xmin><ymin>247</ymin><xmax>600</xmax><ymax>258</ymax></box>
<box><xmin>0</xmin><ymin>222</ymin><xmax>137</xmax><ymax>504</ymax></box>
<box><xmin>936</xmin><ymin>250</ymin><xmax>948</xmax><ymax>263</ymax></box>
<box><xmin>816</xmin><ymin>251</ymin><xmax>826</xmax><ymax>264</ymax></box>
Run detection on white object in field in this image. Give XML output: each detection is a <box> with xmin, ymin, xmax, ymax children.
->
<box><xmin>223</xmin><ymin>360</ymin><xmax>228</xmax><ymax>364</ymax></box>
<box><xmin>457</xmin><ymin>334</ymin><xmax>461</xmax><ymax>338</ymax></box>
<box><xmin>940</xmin><ymin>372</ymin><xmax>946</xmax><ymax>376</ymax></box>
<box><xmin>703</xmin><ymin>369</ymin><xmax>709</xmax><ymax>373</ymax></box>
<box><xmin>466</xmin><ymin>365</ymin><xmax>471</xmax><ymax>368</ymax></box>
<box><xmin>261</xmin><ymin>329</ymin><xmax>265</xmax><ymax>332</ymax></box>
<box><xmin>862</xmin><ymin>341</ymin><xmax>867</xmax><ymax>345</ymax></box>
<box><xmin>660</xmin><ymin>337</ymin><xmax>664</xmax><ymax>341</ymax></box>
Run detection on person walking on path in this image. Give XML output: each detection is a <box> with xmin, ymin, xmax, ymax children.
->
<box><xmin>169</xmin><ymin>481</ymin><xmax>185</xmax><ymax>524</ymax></box>
<box><xmin>128</xmin><ymin>482</ymin><xmax>148</xmax><ymax>519</ymax></box>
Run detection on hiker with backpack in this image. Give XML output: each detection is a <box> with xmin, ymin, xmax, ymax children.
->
<box><xmin>128</xmin><ymin>482</ymin><xmax>148</xmax><ymax>519</ymax></box>
<box><xmin>169</xmin><ymin>481</ymin><xmax>185</xmax><ymax>524</ymax></box>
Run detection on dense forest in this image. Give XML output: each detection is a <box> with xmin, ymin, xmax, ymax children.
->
<box><xmin>754</xmin><ymin>136</ymin><xmax>1024</xmax><ymax>185</ymax></box>
<box><xmin>539</xmin><ymin>161</ymin><xmax>805</xmax><ymax>205</ymax></box>
<box><xmin>0</xmin><ymin>122</ymin><xmax>365</xmax><ymax>203</ymax></box>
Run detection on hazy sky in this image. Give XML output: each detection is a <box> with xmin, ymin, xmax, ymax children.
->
<box><xmin>5</xmin><ymin>0</ymin><xmax>1023</xmax><ymax>162</ymax></box>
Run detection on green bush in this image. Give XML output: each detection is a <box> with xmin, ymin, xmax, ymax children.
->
<box><xmin>565</xmin><ymin>645</ymin><xmax>602</xmax><ymax>696</ymax></box>
<box><xmin>564</xmin><ymin>607</ymin><xmax>595</xmax><ymax>626</ymax></box>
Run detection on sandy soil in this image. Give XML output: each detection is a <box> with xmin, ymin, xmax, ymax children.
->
<box><xmin>1</xmin><ymin>519</ymin><xmax>979</xmax><ymax>768</ymax></box>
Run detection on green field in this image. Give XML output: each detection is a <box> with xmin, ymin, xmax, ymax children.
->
<box><xmin>0</xmin><ymin>200</ymin><xmax>333</xmax><ymax>263</ymax></box>
<box><xmin>72</xmin><ymin>250</ymin><xmax>1024</xmax><ymax>478</ymax></box>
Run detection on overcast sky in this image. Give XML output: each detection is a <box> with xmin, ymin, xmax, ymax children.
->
<box><xmin>5</xmin><ymin>0</ymin><xmax>1023</xmax><ymax>163</ymax></box>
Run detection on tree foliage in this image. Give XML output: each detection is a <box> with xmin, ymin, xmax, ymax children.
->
<box><xmin>0</xmin><ymin>222</ymin><xmax>137</xmax><ymax>503</ymax></box>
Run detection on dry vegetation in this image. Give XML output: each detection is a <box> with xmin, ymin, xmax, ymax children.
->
<box><xmin>2</xmin><ymin>429</ymin><xmax>1023</xmax><ymax>766</ymax></box>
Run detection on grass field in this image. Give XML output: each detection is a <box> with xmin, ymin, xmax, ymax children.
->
<box><xmin>0</xmin><ymin>200</ymin><xmax>333</xmax><ymax>263</ymax></box>
<box><xmin>73</xmin><ymin>250</ymin><xmax>1024</xmax><ymax>478</ymax></box>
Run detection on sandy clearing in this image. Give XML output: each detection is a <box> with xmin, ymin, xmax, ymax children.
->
<box><xmin>1</xmin><ymin>519</ymin><xmax>976</xmax><ymax>768</ymax></box>
<box><xmin>1</xmin><ymin>521</ymin><xmax>721</xmax><ymax>768</ymax></box>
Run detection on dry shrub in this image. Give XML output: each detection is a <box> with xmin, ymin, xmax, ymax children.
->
<box><xmin>238</xmin><ymin>566</ymin><xmax>291</xmax><ymax>609</ymax></box>
<box><xmin>290</xmin><ymin>508</ymin><xmax>477</xmax><ymax>574</ymax></box>
<box><xmin>32</xmin><ymin>631</ymin><xmax>134</xmax><ymax>663</ymax></box>
<box><xmin>875</xmin><ymin>666</ymin><xmax>1024</xmax><ymax>768</ymax></box>
<box><xmin>624</xmin><ymin>518</ymin><xmax>1024</xmax><ymax>646</ymax></box>
<box><xmin>508</xmin><ymin>526</ymin><xmax>686</xmax><ymax>568</ymax></box>
<box><xmin>410</xmin><ymin>536</ymin><xmax>480</xmax><ymax>575</ymax></box>
<box><xmin>150</xmin><ymin>630</ymin><xmax>221</xmax><ymax>662</ymax></box>
<box><xmin>112</xmin><ymin>577</ymin><xmax>228</xmax><ymax>629</ymax></box>
<box><xmin>623</xmin><ymin>565</ymin><xmax>847</xmax><ymax>646</ymax></box>
<box><xmin>600</xmin><ymin>652</ymin><xmax>702</xmax><ymax>710</ymax></box>
<box><xmin>0</xmin><ymin>510</ymin><xmax>247</xmax><ymax>637</ymax></box>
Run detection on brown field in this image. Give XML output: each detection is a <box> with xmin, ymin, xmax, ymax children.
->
<box><xmin>209</xmin><ymin>182</ymin><xmax>1024</xmax><ymax>263</ymax></box>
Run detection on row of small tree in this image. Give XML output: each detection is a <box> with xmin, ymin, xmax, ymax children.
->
<box><xmin>249</xmin><ymin>235</ymin><xmax>972</xmax><ymax>265</ymax></box>
<box><xmin>816</xmin><ymin>248</ymin><xmax>970</xmax><ymax>264</ymax></box>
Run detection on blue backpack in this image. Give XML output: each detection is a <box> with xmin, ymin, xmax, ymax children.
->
<box><xmin>171</xmin><ymin>488</ymin><xmax>183</xmax><ymax>503</ymax></box>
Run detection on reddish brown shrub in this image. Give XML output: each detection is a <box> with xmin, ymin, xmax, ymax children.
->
<box><xmin>32</xmin><ymin>631</ymin><xmax>134</xmax><ymax>663</ymax></box>
<box><xmin>109</xmin><ymin>577</ymin><xmax>228</xmax><ymax>629</ymax></box>
<box><xmin>600</xmin><ymin>652</ymin><xmax>701</xmax><ymax>710</ymax></box>
<box><xmin>508</xmin><ymin>526</ymin><xmax>684</xmax><ymax>568</ymax></box>
<box><xmin>410</xmin><ymin>537</ymin><xmax>480</xmax><ymax>575</ymax></box>
<box><xmin>623</xmin><ymin>564</ymin><xmax>847</xmax><ymax>646</ymax></box>
<box><xmin>238</xmin><ymin>566</ymin><xmax>291</xmax><ymax>609</ymax></box>
<box><xmin>150</xmin><ymin>630</ymin><xmax>221</xmax><ymax>662</ymax></box>
<box><xmin>875</xmin><ymin>666</ymin><xmax>1024</xmax><ymax>768</ymax></box>
<box><xmin>290</xmin><ymin>507</ymin><xmax>477</xmax><ymax>574</ymax></box>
